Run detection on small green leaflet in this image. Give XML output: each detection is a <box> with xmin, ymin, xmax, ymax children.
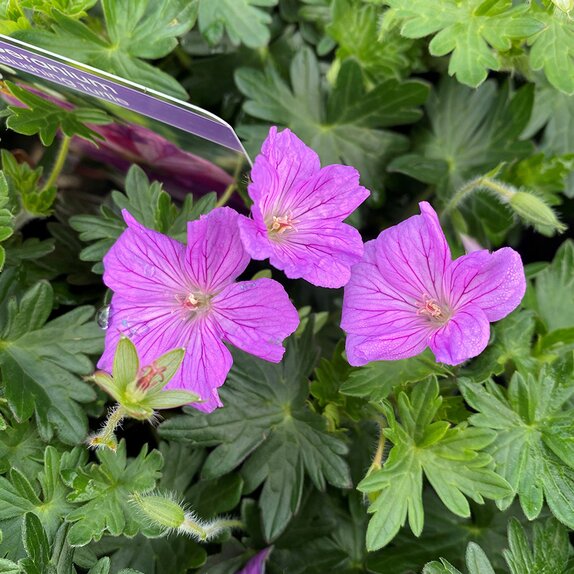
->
<box><xmin>2</xmin><ymin>82</ymin><xmax>109</xmax><ymax>146</ymax></box>
<box><xmin>1</xmin><ymin>149</ymin><xmax>57</xmax><ymax>217</ymax></box>
<box><xmin>0</xmin><ymin>279</ymin><xmax>102</xmax><ymax>444</ymax></box>
<box><xmin>159</xmin><ymin>325</ymin><xmax>351</xmax><ymax>542</ymax></box>
<box><xmin>366</xmin><ymin>490</ymin><xmax>516</xmax><ymax>573</ymax></box>
<box><xmin>535</xmin><ymin>240</ymin><xmax>574</xmax><ymax>332</ymax></box>
<box><xmin>0</xmin><ymin>447</ymin><xmax>77</xmax><ymax>560</ymax></box>
<box><xmin>198</xmin><ymin>0</ymin><xmax>277</xmax><ymax>48</ymax></box>
<box><xmin>340</xmin><ymin>349</ymin><xmax>451</xmax><ymax>401</ymax></box>
<box><xmin>327</xmin><ymin>0</ymin><xmax>421</xmax><ymax>81</ymax></box>
<box><xmin>0</xmin><ymin>172</ymin><xmax>13</xmax><ymax>272</ymax></box>
<box><xmin>70</xmin><ymin>165</ymin><xmax>216</xmax><ymax>273</ymax></box>
<box><xmin>383</xmin><ymin>0</ymin><xmax>542</xmax><ymax>88</ymax></box>
<box><xmin>529</xmin><ymin>5</ymin><xmax>574</xmax><ymax>96</ymax></box>
<box><xmin>17</xmin><ymin>0</ymin><xmax>197</xmax><ymax>99</ymax></box>
<box><xmin>0</xmin><ymin>418</ymin><xmax>45</xmax><ymax>478</ymax></box>
<box><xmin>461</xmin><ymin>311</ymin><xmax>536</xmax><ymax>382</ymax></box>
<box><xmin>459</xmin><ymin>359</ymin><xmax>574</xmax><ymax>528</ymax></box>
<box><xmin>423</xmin><ymin>542</ymin><xmax>495</xmax><ymax>574</ymax></box>
<box><xmin>92</xmin><ymin>534</ymin><xmax>205</xmax><ymax>574</ymax></box>
<box><xmin>65</xmin><ymin>441</ymin><xmax>163</xmax><ymax>546</ymax></box>
<box><xmin>235</xmin><ymin>47</ymin><xmax>428</xmax><ymax>189</ymax></box>
<box><xmin>358</xmin><ymin>378</ymin><xmax>511</xmax><ymax>551</ymax></box>
<box><xmin>390</xmin><ymin>78</ymin><xmax>534</xmax><ymax>193</ymax></box>
<box><xmin>423</xmin><ymin>518</ymin><xmax>573</xmax><ymax>574</ymax></box>
<box><xmin>19</xmin><ymin>0</ymin><xmax>97</xmax><ymax>19</ymax></box>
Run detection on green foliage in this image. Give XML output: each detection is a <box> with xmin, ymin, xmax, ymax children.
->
<box><xmin>0</xmin><ymin>447</ymin><xmax>76</xmax><ymax>559</ymax></box>
<box><xmin>0</xmin><ymin>173</ymin><xmax>14</xmax><ymax>271</ymax></box>
<box><xmin>535</xmin><ymin>240</ymin><xmax>574</xmax><ymax>333</ymax></box>
<box><xmin>327</xmin><ymin>0</ymin><xmax>422</xmax><ymax>81</ymax></box>
<box><xmin>19</xmin><ymin>0</ymin><xmax>97</xmax><ymax>18</ymax></box>
<box><xmin>197</xmin><ymin>0</ymin><xmax>277</xmax><ymax>48</ymax></box>
<box><xmin>65</xmin><ymin>441</ymin><xmax>162</xmax><ymax>546</ymax></box>
<box><xmin>1</xmin><ymin>150</ymin><xmax>54</xmax><ymax>217</ymax></box>
<box><xmin>1</xmin><ymin>0</ymin><xmax>574</xmax><ymax>569</ymax></box>
<box><xmin>341</xmin><ymin>349</ymin><xmax>451</xmax><ymax>401</ymax></box>
<box><xmin>70</xmin><ymin>165</ymin><xmax>216</xmax><ymax>273</ymax></box>
<box><xmin>159</xmin><ymin>326</ymin><xmax>351</xmax><ymax>542</ymax></box>
<box><xmin>236</xmin><ymin>47</ymin><xmax>429</xmax><ymax>189</ymax></box>
<box><xmin>459</xmin><ymin>359</ymin><xmax>574</xmax><ymax>528</ymax></box>
<box><xmin>17</xmin><ymin>0</ymin><xmax>197</xmax><ymax>98</ymax></box>
<box><xmin>423</xmin><ymin>542</ymin><xmax>494</xmax><ymax>574</ymax></box>
<box><xmin>390</xmin><ymin>79</ymin><xmax>534</xmax><ymax>194</ymax></box>
<box><xmin>359</xmin><ymin>378</ymin><xmax>511</xmax><ymax>551</ymax></box>
<box><xmin>423</xmin><ymin>517</ymin><xmax>573</xmax><ymax>574</ymax></box>
<box><xmin>2</xmin><ymin>82</ymin><xmax>109</xmax><ymax>146</ymax></box>
<box><xmin>383</xmin><ymin>0</ymin><xmax>542</xmax><ymax>88</ymax></box>
<box><xmin>528</xmin><ymin>5</ymin><xmax>574</xmax><ymax>96</ymax></box>
<box><xmin>461</xmin><ymin>311</ymin><xmax>536</xmax><ymax>381</ymax></box>
<box><xmin>0</xmin><ymin>417</ymin><xmax>46</xmax><ymax>477</ymax></box>
<box><xmin>0</xmin><ymin>280</ymin><xmax>102</xmax><ymax>444</ymax></box>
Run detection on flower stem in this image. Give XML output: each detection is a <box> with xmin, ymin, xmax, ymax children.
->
<box><xmin>215</xmin><ymin>181</ymin><xmax>237</xmax><ymax>208</ymax></box>
<box><xmin>215</xmin><ymin>158</ymin><xmax>244</xmax><ymax>208</ymax></box>
<box><xmin>365</xmin><ymin>421</ymin><xmax>386</xmax><ymax>503</ymax></box>
<box><xmin>442</xmin><ymin>175</ymin><xmax>513</xmax><ymax>218</ymax></box>
<box><xmin>181</xmin><ymin>516</ymin><xmax>243</xmax><ymax>541</ymax></box>
<box><xmin>88</xmin><ymin>404</ymin><xmax>126</xmax><ymax>451</ymax></box>
<box><xmin>41</xmin><ymin>135</ymin><xmax>71</xmax><ymax>192</ymax></box>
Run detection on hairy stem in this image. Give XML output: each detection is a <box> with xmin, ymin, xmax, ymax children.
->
<box><xmin>42</xmin><ymin>135</ymin><xmax>71</xmax><ymax>192</ymax></box>
<box><xmin>442</xmin><ymin>175</ymin><xmax>514</xmax><ymax>217</ymax></box>
<box><xmin>88</xmin><ymin>404</ymin><xmax>126</xmax><ymax>451</ymax></box>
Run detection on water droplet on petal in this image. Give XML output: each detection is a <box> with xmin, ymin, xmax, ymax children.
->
<box><xmin>96</xmin><ymin>305</ymin><xmax>110</xmax><ymax>330</ymax></box>
<box><xmin>143</xmin><ymin>264</ymin><xmax>156</xmax><ymax>277</ymax></box>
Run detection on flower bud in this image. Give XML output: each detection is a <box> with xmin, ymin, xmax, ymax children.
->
<box><xmin>509</xmin><ymin>192</ymin><xmax>567</xmax><ymax>236</ymax></box>
<box><xmin>130</xmin><ymin>492</ymin><xmax>185</xmax><ymax>530</ymax></box>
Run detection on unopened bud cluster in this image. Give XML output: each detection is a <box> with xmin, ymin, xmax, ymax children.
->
<box><xmin>449</xmin><ymin>176</ymin><xmax>566</xmax><ymax>237</ymax></box>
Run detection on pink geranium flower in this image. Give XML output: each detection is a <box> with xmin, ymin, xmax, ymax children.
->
<box><xmin>341</xmin><ymin>202</ymin><xmax>526</xmax><ymax>366</ymax></box>
<box><xmin>238</xmin><ymin>127</ymin><xmax>370</xmax><ymax>288</ymax></box>
<box><xmin>98</xmin><ymin>207</ymin><xmax>299</xmax><ymax>412</ymax></box>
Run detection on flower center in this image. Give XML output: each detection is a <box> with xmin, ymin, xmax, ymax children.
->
<box><xmin>416</xmin><ymin>294</ymin><xmax>449</xmax><ymax>324</ymax></box>
<box><xmin>268</xmin><ymin>212</ymin><xmax>298</xmax><ymax>236</ymax></box>
<box><xmin>176</xmin><ymin>292</ymin><xmax>211</xmax><ymax>314</ymax></box>
<box><xmin>135</xmin><ymin>363</ymin><xmax>167</xmax><ymax>391</ymax></box>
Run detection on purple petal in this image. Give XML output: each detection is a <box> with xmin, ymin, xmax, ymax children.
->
<box><xmin>342</xmin><ymin>241</ymin><xmax>432</xmax><ymax>365</ymax></box>
<box><xmin>212</xmin><ymin>278</ymin><xmax>299</xmax><ymax>362</ymax></box>
<box><xmin>375</xmin><ymin>201</ymin><xmax>451</xmax><ymax>301</ymax></box>
<box><xmin>103</xmin><ymin>210</ymin><xmax>188</xmax><ymax>301</ymax></box>
<box><xmin>270</xmin><ymin>221</ymin><xmax>365</xmax><ymax>288</ymax></box>
<box><xmin>238</xmin><ymin>208</ymin><xmax>274</xmax><ymax>261</ymax></box>
<box><xmin>98</xmin><ymin>294</ymin><xmax>188</xmax><ymax>375</ymax></box>
<box><xmin>248</xmin><ymin>126</ymin><xmax>320</xmax><ymax>211</ymax></box>
<box><xmin>284</xmin><ymin>164</ymin><xmax>369</xmax><ymax>222</ymax></box>
<box><xmin>429</xmin><ymin>305</ymin><xmax>490</xmax><ymax>365</ymax></box>
<box><xmin>171</xmin><ymin>317</ymin><xmax>232</xmax><ymax>413</ymax></box>
<box><xmin>237</xmin><ymin>548</ymin><xmax>272</xmax><ymax>574</ymax></box>
<box><xmin>186</xmin><ymin>207</ymin><xmax>250</xmax><ymax>292</ymax></box>
<box><xmin>345</xmin><ymin>329</ymin><xmax>431</xmax><ymax>366</ymax></box>
<box><xmin>445</xmin><ymin>248</ymin><xmax>526</xmax><ymax>322</ymax></box>
<box><xmin>97</xmin><ymin>296</ymin><xmax>231</xmax><ymax>413</ymax></box>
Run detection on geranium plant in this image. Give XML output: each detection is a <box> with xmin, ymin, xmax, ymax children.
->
<box><xmin>0</xmin><ymin>1</ymin><xmax>574</xmax><ymax>574</ymax></box>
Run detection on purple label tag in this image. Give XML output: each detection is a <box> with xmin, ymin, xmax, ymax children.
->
<box><xmin>0</xmin><ymin>35</ymin><xmax>248</xmax><ymax>156</ymax></box>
